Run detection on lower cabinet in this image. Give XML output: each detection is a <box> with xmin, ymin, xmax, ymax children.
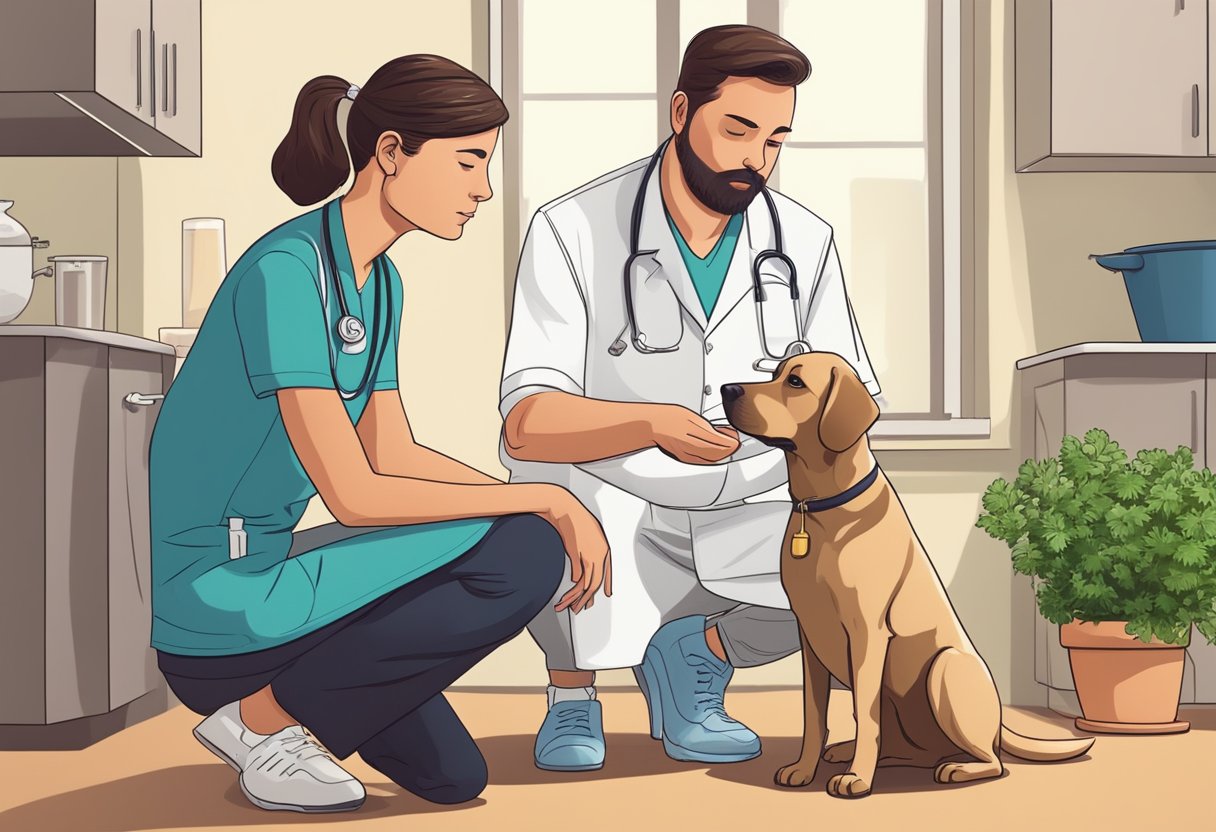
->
<box><xmin>0</xmin><ymin>330</ymin><xmax>174</xmax><ymax>748</ymax></box>
<box><xmin>1019</xmin><ymin>347</ymin><xmax>1216</xmax><ymax>711</ymax></box>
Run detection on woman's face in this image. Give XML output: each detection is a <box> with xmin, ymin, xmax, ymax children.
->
<box><xmin>382</xmin><ymin>127</ymin><xmax>499</xmax><ymax>240</ymax></box>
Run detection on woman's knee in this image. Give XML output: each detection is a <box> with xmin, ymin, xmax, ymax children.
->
<box><xmin>484</xmin><ymin>513</ymin><xmax>567</xmax><ymax>596</ymax></box>
<box><xmin>414</xmin><ymin>752</ymin><xmax>488</xmax><ymax>804</ymax></box>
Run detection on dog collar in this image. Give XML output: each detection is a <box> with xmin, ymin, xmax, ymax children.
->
<box><xmin>794</xmin><ymin>466</ymin><xmax>880</xmax><ymax>513</ymax></box>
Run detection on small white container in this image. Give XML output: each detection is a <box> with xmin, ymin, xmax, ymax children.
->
<box><xmin>228</xmin><ymin>517</ymin><xmax>247</xmax><ymax>560</ymax></box>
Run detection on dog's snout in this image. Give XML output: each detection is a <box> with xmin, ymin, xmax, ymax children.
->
<box><xmin>721</xmin><ymin>384</ymin><xmax>744</xmax><ymax>404</ymax></box>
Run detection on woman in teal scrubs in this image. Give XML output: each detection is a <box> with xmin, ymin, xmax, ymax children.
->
<box><xmin>149</xmin><ymin>54</ymin><xmax>611</xmax><ymax>814</ymax></box>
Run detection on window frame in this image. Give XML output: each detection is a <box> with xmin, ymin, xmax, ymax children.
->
<box><xmin>495</xmin><ymin>0</ymin><xmax>988</xmax><ymax>441</ymax></box>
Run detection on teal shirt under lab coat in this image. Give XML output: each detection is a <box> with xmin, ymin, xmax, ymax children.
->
<box><xmin>148</xmin><ymin>200</ymin><xmax>494</xmax><ymax>656</ymax></box>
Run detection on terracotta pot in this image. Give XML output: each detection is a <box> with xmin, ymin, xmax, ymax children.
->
<box><xmin>1060</xmin><ymin>620</ymin><xmax>1190</xmax><ymax>734</ymax></box>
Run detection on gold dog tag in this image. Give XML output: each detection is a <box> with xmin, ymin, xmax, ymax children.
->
<box><xmin>791</xmin><ymin>531</ymin><xmax>809</xmax><ymax>558</ymax></box>
<box><xmin>791</xmin><ymin>507</ymin><xmax>809</xmax><ymax>558</ymax></box>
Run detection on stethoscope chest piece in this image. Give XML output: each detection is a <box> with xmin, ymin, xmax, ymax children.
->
<box><xmin>337</xmin><ymin>314</ymin><xmax>367</xmax><ymax>355</ymax></box>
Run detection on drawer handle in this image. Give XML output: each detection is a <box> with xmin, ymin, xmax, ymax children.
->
<box><xmin>124</xmin><ymin>392</ymin><xmax>164</xmax><ymax>407</ymax></box>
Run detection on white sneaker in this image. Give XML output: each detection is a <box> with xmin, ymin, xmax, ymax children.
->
<box><xmin>192</xmin><ymin>701</ymin><xmax>269</xmax><ymax>772</ymax></box>
<box><xmin>240</xmin><ymin>726</ymin><xmax>366</xmax><ymax>813</ymax></box>
<box><xmin>193</xmin><ymin>701</ymin><xmax>365</xmax><ymax>813</ymax></box>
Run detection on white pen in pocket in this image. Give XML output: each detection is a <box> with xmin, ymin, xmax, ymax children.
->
<box><xmin>228</xmin><ymin>517</ymin><xmax>247</xmax><ymax>559</ymax></box>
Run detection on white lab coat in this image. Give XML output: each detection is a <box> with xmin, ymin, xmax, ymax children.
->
<box><xmin>498</xmin><ymin>148</ymin><xmax>880</xmax><ymax>670</ymax></box>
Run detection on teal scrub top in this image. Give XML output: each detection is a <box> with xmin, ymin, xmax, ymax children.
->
<box><xmin>665</xmin><ymin>208</ymin><xmax>745</xmax><ymax>320</ymax></box>
<box><xmin>148</xmin><ymin>199</ymin><xmax>494</xmax><ymax>656</ymax></box>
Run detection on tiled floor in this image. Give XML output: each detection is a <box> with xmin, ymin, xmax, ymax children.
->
<box><xmin>0</xmin><ymin>690</ymin><xmax>1210</xmax><ymax>832</ymax></box>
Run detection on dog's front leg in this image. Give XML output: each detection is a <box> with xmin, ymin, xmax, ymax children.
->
<box><xmin>775</xmin><ymin>628</ymin><xmax>830</xmax><ymax>788</ymax></box>
<box><xmin>827</xmin><ymin>625</ymin><xmax>891</xmax><ymax>799</ymax></box>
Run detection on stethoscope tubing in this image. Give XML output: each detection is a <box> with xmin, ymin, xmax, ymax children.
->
<box><xmin>320</xmin><ymin>200</ymin><xmax>389</xmax><ymax>400</ymax></box>
<box><xmin>616</xmin><ymin>140</ymin><xmax>808</xmax><ymax>361</ymax></box>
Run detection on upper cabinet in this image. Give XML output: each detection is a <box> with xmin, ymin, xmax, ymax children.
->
<box><xmin>150</xmin><ymin>0</ymin><xmax>202</xmax><ymax>155</ymax></box>
<box><xmin>0</xmin><ymin>0</ymin><xmax>201</xmax><ymax>157</ymax></box>
<box><xmin>1016</xmin><ymin>0</ymin><xmax>1214</xmax><ymax>171</ymax></box>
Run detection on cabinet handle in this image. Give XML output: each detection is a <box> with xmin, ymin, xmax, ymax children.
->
<box><xmin>1192</xmin><ymin>390</ymin><xmax>1200</xmax><ymax>455</ymax></box>
<box><xmin>172</xmin><ymin>43</ymin><xmax>178</xmax><ymax>117</ymax></box>
<box><xmin>150</xmin><ymin>31</ymin><xmax>156</xmax><ymax>116</ymax></box>
<box><xmin>1193</xmin><ymin>84</ymin><xmax>1201</xmax><ymax>139</ymax></box>
<box><xmin>124</xmin><ymin>392</ymin><xmax>164</xmax><ymax>407</ymax></box>
<box><xmin>162</xmin><ymin>42</ymin><xmax>169</xmax><ymax>113</ymax></box>
<box><xmin>135</xmin><ymin>29</ymin><xmax>142</xmax><ymax>110</ymax></box>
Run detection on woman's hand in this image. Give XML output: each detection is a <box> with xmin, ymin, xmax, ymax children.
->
<box><xmin>536</xmin><ymin>487</ymin><xmax>612</xmax><ymax>614</ymax></box>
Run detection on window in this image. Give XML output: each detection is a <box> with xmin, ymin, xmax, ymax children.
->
<box><xmin>497</xmin><ymin>0</ymin><xmax>988</xmax><ymax>439</ymax></box>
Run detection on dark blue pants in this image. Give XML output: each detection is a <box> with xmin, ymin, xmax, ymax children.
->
<box><xmin>157</xmin><ymin>513</ymin><xmax>565</xmax><ymax>804</ymax></box>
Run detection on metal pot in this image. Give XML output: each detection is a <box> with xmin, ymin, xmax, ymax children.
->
<box><xmin>0</xmin><ymin>199</ymin><xmax>52</xmax><ymax>324</ymax></box>
<box><xmin>1091</xmin><ymin>240</ymin><xmax>1216</xmax><ymax>342</ymax></box>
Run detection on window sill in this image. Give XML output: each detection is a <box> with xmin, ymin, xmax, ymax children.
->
<box><xmin>870</xmin><ymin>417</ymin><xmax>992</xmax><ymax>443</ymax></box>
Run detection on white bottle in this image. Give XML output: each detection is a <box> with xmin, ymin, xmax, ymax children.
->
<box><xmin>228</xmin><ymin>517</ymin><xmax>247</xmax><ymax>559</ymax></box>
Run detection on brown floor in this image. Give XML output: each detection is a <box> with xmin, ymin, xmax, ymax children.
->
<box><xmin>0</xmin><ymin>689</ymin><xmax>1209</xmax><ymax>832</ymax></box>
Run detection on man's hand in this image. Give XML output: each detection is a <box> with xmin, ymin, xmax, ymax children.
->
<box><xmin>649</xmin><ymin>405</ymin><xmax>741</xmax><ymax>464</ymax></box>
<box><xmin>536</xmin><ymin>487</ymin><xmax>612</xmax><ymax>614</ymax></box>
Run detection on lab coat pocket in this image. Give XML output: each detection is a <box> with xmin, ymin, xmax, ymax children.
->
<box><xmin>688</xmin><ymin>501</ymin><xmax>791</xmax><ymax>609</ymax></box>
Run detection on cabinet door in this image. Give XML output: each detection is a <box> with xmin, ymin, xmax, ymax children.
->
<box><xmin>95</xmin><ymin>0</ymin><xmax>154</xmax><ymax>127</ymax></box>
<box><xmin>151</xmin><ymin>0</ymin><xmax>201</xmax><ymax>155</ymax></box>
<box><xmin>44</xmin><ymin>340</ymin><xmax>111</xmax><ymax>724</ymax></box>
<box><xmin>107</xmin><ymin>348</ymin><xmax>166</xmax><ymax>710</ymax></box>
<box><xmin>1052</xmin><ymin>0</ymin><xmax>1206</xmax><ymax>157</ymax></box>
<box><xmin>1064</xmin><ymin>354</ymin><xmax>1205</xmax><ymax>462</ymax></box>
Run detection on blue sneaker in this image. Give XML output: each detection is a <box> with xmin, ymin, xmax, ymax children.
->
<box><xmin>634</xmin><ymin>615</ymin><xmax>761</xmax><ymax>763</ymax></box>
<box><xmin>534</xmin><ymin>689</ymin><xmax>605</xmax><ymax>772</ymax></box>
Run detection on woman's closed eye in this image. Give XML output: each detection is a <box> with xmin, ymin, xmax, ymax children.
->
<box><xmin>459</xmin><ymin>162</ymin><xmax>474</xmax><ymax>171</ymax></box>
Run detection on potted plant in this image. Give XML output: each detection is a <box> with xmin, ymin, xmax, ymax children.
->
<box><xmin>977</xmin><ymin>428</ymin><xmax>1216</xmax><ymax>734</ymax></box>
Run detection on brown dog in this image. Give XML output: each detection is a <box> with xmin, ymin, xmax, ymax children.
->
<box><xmin>721</xmin><ymin>352</ymin><xmax>1093</xmax><ymax>799</ymax></box>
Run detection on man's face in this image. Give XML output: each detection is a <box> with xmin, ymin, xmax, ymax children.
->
<box><xmin>674</xmin><ymin>76</ymin><xmax>795</xmax><ymax>216</ymax></box>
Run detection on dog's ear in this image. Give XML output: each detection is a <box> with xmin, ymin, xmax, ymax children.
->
<box><xmin>817</xmin><ymin>362</ymin><xmax>879</xmax><ymax>453</ymax></box>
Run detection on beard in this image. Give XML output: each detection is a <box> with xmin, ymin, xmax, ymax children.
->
<box><xmin>674</xmin><ymin>129</ymin><xmax>765</xmax><ymax>216</ymax></box>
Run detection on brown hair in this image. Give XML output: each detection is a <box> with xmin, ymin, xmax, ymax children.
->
<box><xmin>675</xmin><ymin>25</ymin><xmax>811</xmax><ymax>119</ymax></box>
<box><xmin>272</xmin><ymin>55</ymin><xmax>509</xmax><ymax>206</ymax></box>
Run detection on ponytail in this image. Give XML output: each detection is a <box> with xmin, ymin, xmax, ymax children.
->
<box><xmin>271</xmin><ymin>75</ymin><xmax>352</xmax><ymax>206</ymax></box>
<box><xmin>271</xmin><ymin>57</ymin><xmax>509</xmax><ymax>206</ymax></box>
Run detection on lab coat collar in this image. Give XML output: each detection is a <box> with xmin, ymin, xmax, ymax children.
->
<box><xmin>635</xmin><ymin>142</ymin><xmax>786</xmax><ymax>339</ymax></box>
<box><xmin>635</xmin><ymin>143</ymin><xmax>710</xmax><ymax>333</ymax></box>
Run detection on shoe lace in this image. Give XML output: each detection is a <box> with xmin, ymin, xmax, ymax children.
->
<box><xmin>552</xmin><ymin>703</ymin><xmax>594</xmax><ymax>737</ymax></box>
<box><xmin>278</xmin><ymin>728</ymin><xmax>334</xmax><ymax>763</ymax></box>
<box><xmin>692</xmin><ymin>664</ymin><xmax>732</xmax><ymax>720</ymax></box>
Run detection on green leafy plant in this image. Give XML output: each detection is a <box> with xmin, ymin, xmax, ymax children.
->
<box><xmin>976</xmin><ymin>428</ymin><xmax>1216</xmax><ymax>646</ymax></box>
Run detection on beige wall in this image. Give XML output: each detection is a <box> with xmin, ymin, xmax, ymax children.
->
<box><xmin>8</xmin><ymin>1</ymin><xmax>1216</xmax><ymax>700</ymax></box>
<box><xmin>1</xmin><ymin>159</ymin><xmax>120</xmax><ymax>330</ymax></box>
<box><xmin>871</xmin><ymin>0</ymin><xmax>1216</xmax><ymax>705</ymax></box>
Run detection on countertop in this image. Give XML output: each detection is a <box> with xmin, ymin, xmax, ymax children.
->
<box><xmin>0</xmin><ymin>325</ymin><xmax>175</xmax><ymax>357</ymax></box>
<box><xmin>1016</xmin><ymin>341</ymin><xmax>1216</xmax><ymax>370</ymax></box>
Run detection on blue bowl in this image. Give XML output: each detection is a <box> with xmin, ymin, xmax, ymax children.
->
<box><xmin>1091</xmin><ymin>240</ymin><xmax>1216</xmax><ymax>342</ymax></box>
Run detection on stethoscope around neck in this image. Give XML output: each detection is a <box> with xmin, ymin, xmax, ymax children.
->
<box><xmin>319</xmin><ymin>200</ymin><xmax>390</xmax><ymax>400</ymax></box>
<box><xmin>608</xmin><ymin>139</ymin><xmax>812</xmax><ymax>374</ymax></box>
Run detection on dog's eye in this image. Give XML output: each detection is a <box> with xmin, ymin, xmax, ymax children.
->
<box><xmin>787</xmin><ymin>375</ymin><xmax>805</xmax><ymax>389</ymax></box>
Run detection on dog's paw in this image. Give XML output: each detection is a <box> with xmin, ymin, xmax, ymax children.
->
<box><xmin>822</xmin><ymin>740</ymin><xmax>855</xmax><ymax>763</ymax></box>
<box><xmin>774</xmin><ymin>761</ymin><xmax>817</xmax><ymax>788</ymax></box>
<box><xmin>934</xmin><ymin>761</ymin><xmax>1003</xmax><ymax>784</ymax></box>
<box><xmin>827</xmin><ymin>772</ymin><xmax>872</xmax><ymax>798</ymax></box>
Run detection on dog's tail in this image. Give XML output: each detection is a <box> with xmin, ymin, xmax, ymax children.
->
<box><xmin>998</xmin><ymin>724</ymin><xmax>1094</xmax><ymax>762</ymax></box>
